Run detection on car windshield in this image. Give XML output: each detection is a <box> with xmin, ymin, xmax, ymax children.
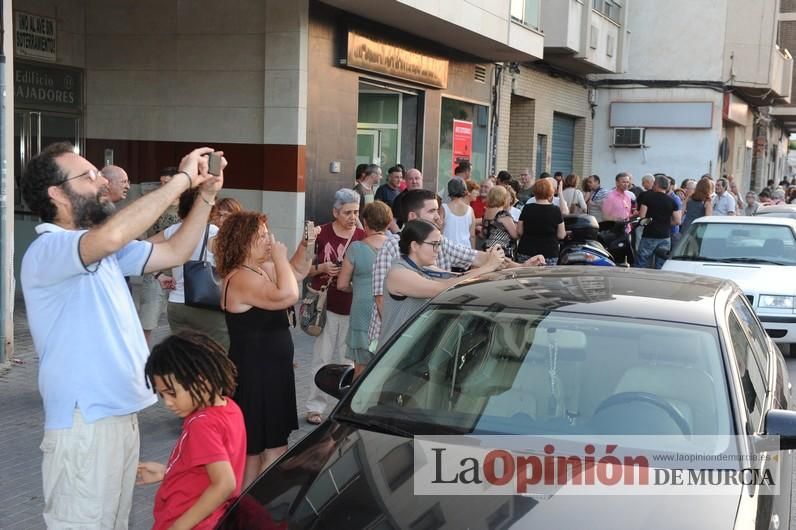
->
<box><xmin>671</xmin><ymin>222</ymin><xmax>796</xmax><ymax>265</ymax></box>
<box><xmin>343</xmin><ymin>306</ymin><xmax>733</xmax><ymax>439</ymax></box>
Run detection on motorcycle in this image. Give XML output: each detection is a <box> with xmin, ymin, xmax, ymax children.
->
<box><xmin>597</xmin><ymin>217</ymin><xmax>646</xmax><ymax>267</ymax></box>
<box><xmin>558</xmin><ymin>214</ymin><xmax>616</xmax><ymax>266</ymax></box>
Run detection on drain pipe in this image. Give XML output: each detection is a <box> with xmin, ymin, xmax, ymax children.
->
<box><xmin>0</xmin><ymin>1</ymin><xmax>9</xmax><ymax>365</ymax></box>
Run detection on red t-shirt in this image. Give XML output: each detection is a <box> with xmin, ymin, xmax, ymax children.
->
<box><xmin>310</xmin><ymin>223</ymin><xmax>364</xmax><ymax>315</ymax></box>
<box><xmin>471</xmin><ymin>197</ymin><xmax>486</xmax><ymax>219</ymax></box>
<box><xmin>153</xmin><ymin>398</ymin><xmax>246</xmax><ymax>530</ymax></box>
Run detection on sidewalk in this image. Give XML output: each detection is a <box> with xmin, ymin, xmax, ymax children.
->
<box><xmin>0</xmin><ymin>300</ymin><xmax>329</xmax><ymax>530</ymax></box>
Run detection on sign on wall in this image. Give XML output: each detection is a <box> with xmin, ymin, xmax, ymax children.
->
<box><xmin>609</xmin><ymin>101</ymin><xmax>713</xmax><ymax>129</ymax></box>
<box><xmin>345</xmin><ymin>31</ymin><xmax>448</xmax><ymax>89</ymax></box>
<box><xmin>15</xmin><ymin>12</ymin><xmax>56</xmax><ymax>61</ymax></box>
<box><xmin>15</xmin><ymin>61</ymin><xmax>82</xmax><ymax>111</ymax></box>
<box><xmin>452</xmin><ymin>119</ymin><xmax>473</xmax><ymax>176</ymax></box>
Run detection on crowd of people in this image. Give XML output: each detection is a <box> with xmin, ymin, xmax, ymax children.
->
<box><xmin>18</xmin><ymin>140</ymin><xmax>796</xmax><ymax>528</ymax></box>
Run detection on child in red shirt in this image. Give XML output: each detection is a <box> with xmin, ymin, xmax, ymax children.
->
<box><xmin>137</xmin><ymin>332</ymin><xmax>246</xmax><ymax>530</ymax></box>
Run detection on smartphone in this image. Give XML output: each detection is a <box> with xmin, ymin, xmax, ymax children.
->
<box><xmin>207</xmin><ymin>152</ymin><xmax>222</xmax><ymax>176</ymax></box>
<box><xmin>304</xmin><ymin>220</ymin><xmax>316</xmax><ymax>243</ymax></box>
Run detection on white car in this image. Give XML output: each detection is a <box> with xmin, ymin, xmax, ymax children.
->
<box><xmin>663</xmin><ymin>216</ymin><xmax>796</xmax><ymax>348</ymax></box>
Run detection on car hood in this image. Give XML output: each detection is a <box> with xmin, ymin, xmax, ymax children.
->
<box><xmin>218</xmin><ymin>422</ymin><xmax>740</xmax><ymax>530</ymax></box>
<box><xmin>663</xmin><ymin>260</ymin><xmax>796</xmax><ymax>296</ymax></box>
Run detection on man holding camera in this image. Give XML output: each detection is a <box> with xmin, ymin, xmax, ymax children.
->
<box><xmin>20</xmin><ymin>143</ymin><xmax>225</xmax><ymax>528</ymax></box>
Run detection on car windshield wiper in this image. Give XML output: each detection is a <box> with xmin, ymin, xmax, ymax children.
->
<box><xmin>334</xmin><ymin>413</ymin><xmax>414</xmax><ymax>438</ymax></box>
<box><xmin>669</xmin><ymin>255</ymin><xmax>725</xmax><ymax>262</ymax></box>
<box><xmin>717</xmin><ymin>257</ymin><xmax>789</xmax><ymax>266</ymax></box>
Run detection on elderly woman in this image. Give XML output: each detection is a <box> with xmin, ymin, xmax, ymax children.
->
<box><xmin>304</xmin><ymin>189</ymin><xmax>366</xmax><ymax>425</ymax></box>
<box><xmin>516</xmin><ymin>178</ymin><xmax>566</xmax><ymax>265</ymax></box>
<box><xmin>380</xmin><ymin>219</ymin><xmax>504</xmax><ymax>344</ymax></box>
<box><xmin>337</xmin><ymin>201</ymin><xmax>392</xmax><ymax>378</ymax></box>
<box><xmin>215</xmin><ymin>210</ymin><xmax>313</xmax><ymax>488</ymax></box>
<box><xmin>148</xmin><ymin>188</ymin><xmax>229</xmax><ymax>348</ymax></box>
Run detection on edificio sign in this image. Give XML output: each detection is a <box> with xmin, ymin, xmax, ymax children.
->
<box><xmin>15</xmin><ymin>61</ymin><xmax>82</xmax><ymax>111</ymax></box>
<box><xmin>345</xmin><ymin>31</ymin><xmax>448</xmax><ymax>89</ymax></box>
<box><xmin>15</xmin><ymin>12</ymin><xmax>56</xmax><ymax>61</ymax></box>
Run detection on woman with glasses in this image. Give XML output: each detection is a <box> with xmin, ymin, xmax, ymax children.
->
<box><xmin>379</xmin><ymin>220</ymin><xmax>503</xmax><ymax>345</ymax></box>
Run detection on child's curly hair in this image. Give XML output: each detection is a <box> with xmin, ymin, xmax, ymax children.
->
<box><xmin>145</xmin><ymin>331</ymin><xmax>237</xmax><ymax>408</ymax></box>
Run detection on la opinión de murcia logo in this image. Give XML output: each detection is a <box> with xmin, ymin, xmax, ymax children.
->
<box><xmin>413</xmin><ymin>436</ymin><xmax>780</xmax><ymax>496</ymax></box>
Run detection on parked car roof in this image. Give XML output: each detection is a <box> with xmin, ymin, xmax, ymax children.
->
<box><xmin>431</xmin><ymin>266</ymin><xmax>729</xmax><ymax>327</ymax></box>
<box><xmin>691</xmin><ymin>215</ymin><xmax>796</xmax><ymax>228</ymax></box>
<box><xmin>755</xmin><ymin>204</ymin><xmax>796</xmax><ymax>217</ymax></box>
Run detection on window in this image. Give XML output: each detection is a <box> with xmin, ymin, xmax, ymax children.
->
<box><xmin>671</xmin><ymin>222</ymin><xmax>796</xmax><ymax>266</ymax></box>
<box><xmin>347</xmin><ymin>307</ymin><xmax>732</xmax><ymax>439</ymax></box>
<box><xmin>728</xmin><ymin>313</ymin><xmax>767</xmax><ymax>431</ymax></box>
<box><xmin>593</xmin><ymin>0</ymin><xmax>622</xmax><ymax>23</ymax></box>
<box><xmin>731</xmin><ymin>297</ymin><xmax>771</xmax><ymax>383</ymax></box>
<box><xmin>510</xmin><ymin>0</ymin><xmax>541</xmax><ymax>30</ymax></box>
<box><xmin>439</xmin><ymin>97</ymin><xmax>488</xmax><ymax>187</ymax></box>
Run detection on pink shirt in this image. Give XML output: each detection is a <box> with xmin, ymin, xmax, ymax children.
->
<box><xmin>601</xmin><ymin>189</ymin><xmax>634</xmax><ymax>222</ymax></box>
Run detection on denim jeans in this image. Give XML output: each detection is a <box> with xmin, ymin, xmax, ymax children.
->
<box><xmin>636</xmin><ymin>237</ymin><xmax>671</xmax><ymax>269</ymax></box>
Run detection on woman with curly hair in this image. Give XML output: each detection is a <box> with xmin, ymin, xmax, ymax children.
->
<box><xmin>215</xmin><ymin>211</ymin><xmax>313</xmax><ymax>488</ymax></box>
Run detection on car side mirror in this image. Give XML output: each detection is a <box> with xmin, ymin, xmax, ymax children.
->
<box><xmin>760</xmin><ymin>409</ymin><xmax>796</xmax><ymax>450</ymax></box>
<box><xmin>315</xmin><ymin>364</ymin><xmax>354</xmax><ymax>400</ymax></box>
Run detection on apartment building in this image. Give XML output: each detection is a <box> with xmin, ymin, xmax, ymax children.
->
<box><xmin>590</xmin><ymin>0</ymin><xmax>792</xmax><ymax>192</ymax></box>
<box><xmin>495</xmin><ymin>0</ymin><xmax>629</xmax><ymax>180</ymax></box>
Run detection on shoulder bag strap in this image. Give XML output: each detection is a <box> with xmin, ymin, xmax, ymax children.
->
<box><xmin>198</xmin><ymin>223</ymin><xmax>211</xmax><ymax>261</ymax></box>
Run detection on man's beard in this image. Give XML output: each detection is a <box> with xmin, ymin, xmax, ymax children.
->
<box><xmin>64</xmin><ymin>185</ymin><xmax>115</xmax><ymax>228</ymax></box>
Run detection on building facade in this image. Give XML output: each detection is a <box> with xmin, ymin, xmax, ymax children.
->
<box><xmin>590</xmin><ymin>0</ymin><xmax>792</xmax><ymax>192</ymax></box>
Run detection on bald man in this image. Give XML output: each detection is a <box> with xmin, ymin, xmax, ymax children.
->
<box><xmin>101</xmin><ymin>165</ymin><xmax>130</xmax><ymax>203</ymax></box>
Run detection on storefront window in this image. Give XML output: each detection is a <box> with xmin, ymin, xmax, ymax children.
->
<box><xmin>439</xmin><ymin>97</ymin><xmax>488</xmax><ymax>187</ymax></box>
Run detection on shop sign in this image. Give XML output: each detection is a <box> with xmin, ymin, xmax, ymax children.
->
<box><xmin>15</xmin><ymin>61</ymin><xmax>82</xmax><ymax>111</ymax></box>
<box><xmin>345</xmin><ymin>31</ymin><xmax>448</xmax><ymax>89</ymax></box>
<box><xmin>452</xmin><ymin>119</ymin><xmax>473</xmax><ymax>176</ymax></box>
<box><xmin>15</xmin><ymin>12</ymin><xmax>56</xmax><ymax>61</ymax></box>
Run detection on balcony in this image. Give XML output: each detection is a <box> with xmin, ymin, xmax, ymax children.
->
<box><xmin>540</xmin><ymin>0</ymin><xmax>622</xmax><ymax>74</ymax></box>
<box><xmin>731</xmin><ymin>45</ymin><xmax>793</xmax><ymax>105</ymax></box>
<box><xmin>319</xmin><ymin>0</ymin><xmax>544</xmax><ymax>61</ymax></box>
<box><xmin>725</xmin><ymin>0</ymin><xmax>792</xmax><ymax>105</ymax></box>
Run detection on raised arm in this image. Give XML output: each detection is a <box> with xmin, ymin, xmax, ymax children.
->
<box><xmin>144</xmin><ymin>157</ymin><xmax>226</xmax><ymax>273</ymax></box>
<box><xmin>79</xmin><ymin>147</ymin><xmax>216</xmax><ymax>267</ymax></box>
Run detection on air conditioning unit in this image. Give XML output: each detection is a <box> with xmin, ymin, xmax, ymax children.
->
<box><xmin>613</xmin><ymin>127</ymin><xmax>646</xmax><ymax>147</ymax></box>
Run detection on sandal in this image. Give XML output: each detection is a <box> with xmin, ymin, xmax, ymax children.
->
<box><xmin>306</xmin><ymin>413</ymin><xmax>323</xmax><ymax>425</ymax></box>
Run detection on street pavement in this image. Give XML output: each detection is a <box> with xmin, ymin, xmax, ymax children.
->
<box><xmin>0</xmin><ymin>297</ymin><xmax>327</xmax><ymax>530</ymax></box>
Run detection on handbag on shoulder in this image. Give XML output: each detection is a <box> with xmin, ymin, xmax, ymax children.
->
<box><xmin>183</xmin><ymin>224</ymin><xmax>222</xmax><ymax>311</ymax></box>
<box><xmin>299</xmin><ymin>278</ymin><xmax>331</xmax><ymax>336</ymax></box>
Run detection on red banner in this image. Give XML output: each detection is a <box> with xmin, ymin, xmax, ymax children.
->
<box><xmin>452</xmin><ymin>119</ymin><xmax>473</xmax><ymax>177</ymax></box>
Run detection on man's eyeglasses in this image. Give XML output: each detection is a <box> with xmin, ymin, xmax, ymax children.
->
<box><xmin>422</xmin><ymin>240</ymin><xmax>442</xmax><ymax>249</ymax></box>
<box><xmin>59</xmin><ymin>168</ymin><xmax>102</xmax><ymax>186</ymax></box>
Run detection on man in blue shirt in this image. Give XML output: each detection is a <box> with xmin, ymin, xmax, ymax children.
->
<box><xmin>20</xmin><ymin>142</ymin><xmax>225</xmax><ymax>528</ymax></box>
<box><xmin>374</xmin><ymin>165</ymin><xmax>403</xmax><ymax>208</ymax></box>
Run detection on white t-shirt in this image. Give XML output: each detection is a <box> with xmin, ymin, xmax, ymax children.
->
<box><xmin>441</xmin><ymin>203</ymin><xmax>474</xmax><ymax>247</ymax></box>
<box><xmin>21</xmin><ymin>223</ymin><xmax>156</xmax><ymax>429</ymax></box>
<box><xmin>164</xmin><ymin>223</ymin><xmax>219</xmax><ymax>304</ymax></box>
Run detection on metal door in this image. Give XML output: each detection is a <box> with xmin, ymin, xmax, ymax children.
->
<box><xmin>551</xmin><ymin>114</ymin><xmax>575</xmax><ymax>176</ymax></box>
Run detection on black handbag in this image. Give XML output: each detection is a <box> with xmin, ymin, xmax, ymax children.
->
<box><xmin>183</xmin><ymin>224</ymin><xmax>221</xmax><ymax>311</ymax></box>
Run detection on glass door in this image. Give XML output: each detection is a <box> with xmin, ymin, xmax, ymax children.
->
<box><xmin>14</xmin><ymin>110</ymin><xmax>81</xmax><ymax>213</ymax></box>
<box><xmin>356</xmin><ymin>129</ymin><xmax>380</xmax><ymax>167</ymax></box>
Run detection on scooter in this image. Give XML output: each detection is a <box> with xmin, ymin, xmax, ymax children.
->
<box><xmin>558</xmin><ymin>214</ymin><xmax>616</xmax><ymax>266</ymax></box>
<box><xmin>597</xmin><ymin>217</ymin><xmax>646</xmax><ymax>267</ymax></box>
